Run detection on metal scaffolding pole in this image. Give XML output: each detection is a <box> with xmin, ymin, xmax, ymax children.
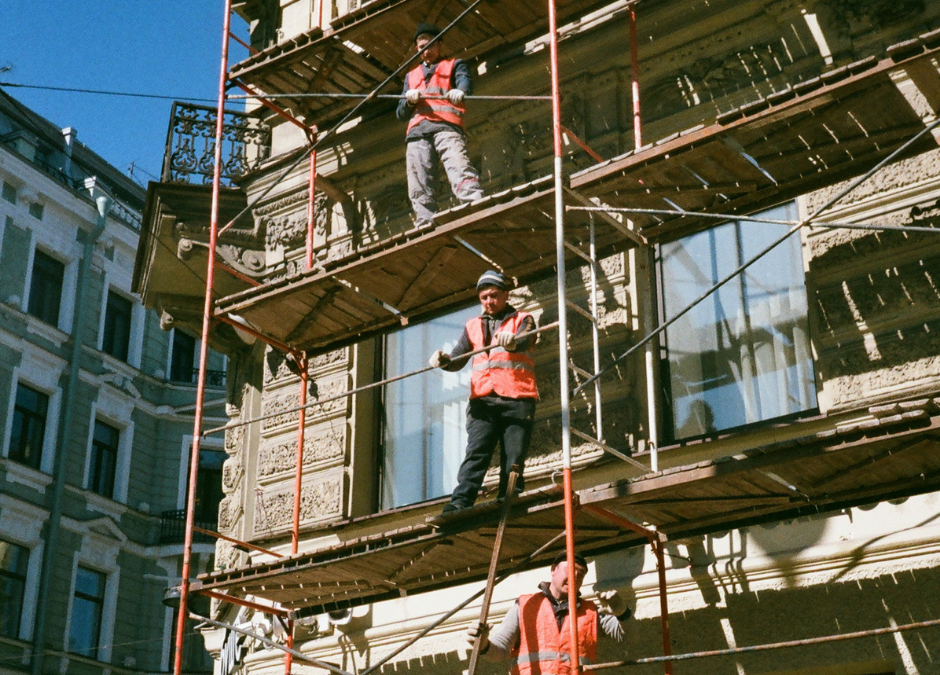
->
<box><xmin>173</xmin><ymin>1</ymin><xmax>233</xmax><ymax>674</ymax></box>
<box><xmin>547</xmin><ymin>0</ymin><xmax>582</xmax><ymax>673</ymax></box>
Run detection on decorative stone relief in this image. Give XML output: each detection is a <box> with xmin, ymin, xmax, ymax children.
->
<box><xmin>258</xmin><ymin>429</ymin><xmax>346</xmax><ymax>477</ymax></box>
<box><xmin>254</xmin><ymin>477</ymin><xmax>343</xmax><ymax>531</ymax></box>
<box><xmin>218</xmin><ymin>487</ymin><xmax>244</xmax><ymax>532</ymax></box>
<box><xmin>261</xmin><ymin>376</ymin><xmax>349</xmax><ymax>430</ymax></box>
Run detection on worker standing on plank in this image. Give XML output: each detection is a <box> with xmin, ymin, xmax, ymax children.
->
<box><xmin>429</xmin><ymin>270</ymin><xmax>537</xmax><ymax>514</ymax></box>
<box><xmin>396</xmin><ymin>22</ymin><xmax>484</xmax><ymax>226</ymax></box>
<box><xmin>467</xmin><ymin>551</ymin><xmax>632</xmax><ymax>673</ymax></box>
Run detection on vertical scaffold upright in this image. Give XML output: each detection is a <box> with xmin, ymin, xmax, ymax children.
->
<box><xmin>171</xmin><ymin>1</ymin><xmax>671</xmax><ymax>674</ymax></box>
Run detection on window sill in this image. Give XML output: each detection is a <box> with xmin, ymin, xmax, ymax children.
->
<box><xmin>24</xmin><ymin>314</ymin><xmax>68</xmax><ymax>348</ymax></box>
<box><xmin>2</xmin><ymin>458</ymin><xmax>53</xmax><ymax>494</ymax></box>
<box><xmin>81</xmin><ymin>489</ymin><xmax>127</xmax><ymax>521</ymax></box>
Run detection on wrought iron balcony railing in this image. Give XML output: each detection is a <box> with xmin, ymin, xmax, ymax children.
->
<box><xmin>162</xmin><ymin>102</ymin><xmax>271</xmax><ymax>186</ymax></box>
<box><xmin>159</xmin><ymin>509</ymin><xmax>218</xmax><ymax>545</ymax></box>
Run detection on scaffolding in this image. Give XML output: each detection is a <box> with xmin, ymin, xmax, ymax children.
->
<box><xmin>152</xmin><ymin>2</ymin><xmax>940</xmax><ymax>675</ymax></box>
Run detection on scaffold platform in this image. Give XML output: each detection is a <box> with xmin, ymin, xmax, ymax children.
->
<box><xmin>570</xmin><ymin>41</ymin><xmax>940</xmax><ymax>241</ymax></box>
<box><xmin>229</xmin><ymin>0</ymin><xmax>617</xmax><ymax>123</ymax></box>
<box><xmin>195</xmin><ymin>396</ymin><xmax>940</xmax><ymax>616</ymax></box>
<box><xmin>214</xmin><ymin>39</ymin><xmax>940</xmax><ymax>355</ymax></box>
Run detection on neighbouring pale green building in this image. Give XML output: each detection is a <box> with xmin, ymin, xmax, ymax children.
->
<box><xmin>0</xmin><ymin>89</ymin><xmax>227</xmax><ymax>675</ymax></box>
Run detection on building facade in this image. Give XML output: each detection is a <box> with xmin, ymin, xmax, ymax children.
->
<box><xmin>0</xmin><ymin>90</ymin><xmax>227</xmax><ymax>675</ymax></box>
<box><xmin>136</xmin><ymin>1</ymin><xmax>940</xmax><ymax>674</ymax></box>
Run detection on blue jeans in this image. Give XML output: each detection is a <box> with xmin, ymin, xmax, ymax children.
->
<box><xmin>449</xmin><ymin>396</ymin><xmax>536</xmax><ymax>508</ymax></box>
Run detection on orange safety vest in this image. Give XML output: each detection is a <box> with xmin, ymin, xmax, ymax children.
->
<box><xmin>512</xmin><ymin>593</ymin><xmax>598</xmax><ymax>675</ymax></box>
<box><xmin>466</xmin><ymin>311</ymin><xmax>538</xmax><ymax>400</ymax></box>
<box><xmin>405</xmin><ymin>58</ymin><xmax>466</xmax><ymax>134</ymax></box>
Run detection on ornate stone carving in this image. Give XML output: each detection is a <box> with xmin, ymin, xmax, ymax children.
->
<box><xmin>261</xmin><ymin>377</ymin><xmax>348</xmax><ymax>429</ymax></box>
<box><xmin>258</xmin><ymin>430</ymin><xmax>346</xmax><ymax>477</ymax></box>
<box><xmin>254</xmin><ymin>478</ymin><xmax>343</xmax><ymax>531</ymax></box>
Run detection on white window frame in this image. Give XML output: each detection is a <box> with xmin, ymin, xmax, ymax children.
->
<box><xmin>22</xmin><ymin>243</ymin><xmax>76</xmax><ymax>334</ymax></box>
<box><xmin>0</xmin><ymin>495</ymin><xmax>45</xmax><ymax>641</ymax></box>
<box><xmin>81</xmin><ymin>392</ymin><xmax>134</xmax><ymax>506</ymax></box>
<box><xmin>97</xmin><ymin>280</ymin><xmax>144</xmax><ymax>369</ymax></box>
<box><xmin>2</xmin><ymin>360</ymin><xmax>63</xmax><ymax>476</ymax></box>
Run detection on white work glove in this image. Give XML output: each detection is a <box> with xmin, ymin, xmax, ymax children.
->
<box><xmin>466</xmin><ymin>619</ymin><xmax>490</xmax><ymax>650</ymax></box>
<box><xmin>495</xmin><ymin>331</ymin><xmax>517</xmax><ymax>351</ymax></box>
<box><xmin>429</xmin><ymin>350</ymin><xmax>451</xmax><ymax>369</ymax></box>
<box><xmin>596</xmin><ymin>590</ymin><xmax>628</xmax><ymax>618</ymax></box>
<box><xmin>446</xmin><ymin>88</ymin><xmax>465</xmax><ymax>105</ymax></box>
<box><xmin>405</xmin><ymin>89</ymin><xmax>422</xmax><ymax>105</ymax></box>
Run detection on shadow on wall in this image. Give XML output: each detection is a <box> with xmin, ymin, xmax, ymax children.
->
<box><xmin>809</xmin><ymin>200</ymin><xmax>940</xmax><ymax>406</ymax></box>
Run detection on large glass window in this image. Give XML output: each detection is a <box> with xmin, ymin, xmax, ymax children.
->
<box><xmin>89</xmin><ymin>420</ymin><xmax>119</xmax><ymax>499</ymax></box>
<box><xmin>381</xmin><ymin>305</ymin><xmax>479</xmax><ymax>510</ymax></box>
<box><xmin>660</xmin><ymin>204</ymin><xmax>817</xmax><ymax>440</ymax></box>
<box><xmin>0</xmin><ymin>540</ymin><xmax>28</xmax><ymax>639</ymax></box>
<box><xmin>28</xmin><ymin>250</ymin><xmax>64</xmax><ymax>326</ymax></box>
<box><xmin>102</xmin><ymin>291</ymin><xmax>132</xmax><ymax>361</ymax></box>
<box><xmin>69</xmin><ymin>567</ymin><xmax>105</xmax><ymax>658</ymax></box>
<box><xmin>9</xmin><ymin>383</ymin><xmax>49</xmax><ymax>470</ymax></box>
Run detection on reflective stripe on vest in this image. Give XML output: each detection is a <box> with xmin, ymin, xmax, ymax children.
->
<box><xmin>406</xmin><ymin>58</ymin><xmax>465</xmax><ymax>134</ymax></box>
<box><xmin>511</xmin><ymin>594</ymin><xmax>598</xmax><ymax>675</ymax></box>
<box><xmin>465</xmin><ymin>312</ymin><xmax>538</xmax><ymax>400</ymax></box>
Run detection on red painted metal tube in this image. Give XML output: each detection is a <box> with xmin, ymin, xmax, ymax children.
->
<box><xmin>232</xmin><ymin>80</ymin><xmax>309</xmax><ymax>132</ymax></box>
<box><xmin>292</xmin><ymin>357</ymin><xmax>308</xmax><ymax>554</ymax></box>
<box><xmin>306</xmin><ymin>149</ymin><xmax>317</xmax><ymax>271</ymax></box>
<box><xmin>580</xmin><ymin>505</ymin><xmax>672</xmax><ymax>674</ymax></box>
<box><xmin>199</xmin><ymin>589</ymin><xmax>291</xmax><ymax>618</ymax></box>
<box><xmin>192</xmin><ymin>526</ymin><xmax>282</xmax><ymax>558</ymax></box>
<box><xmin>229</xmin><ymin>30</ymin><xmax>259</xmax><ymax>55</ymax></box>
<box><xmin>560</xmin><ymin>124</ymin><xmax>604</xmax><ymax>163</ymax></box>
<box><xmin>173</xmin><ymin>1</ymin><xmax>232</xmax><ymax>674</ymax></box>
<box><xmin>629</xmin><ymin>5</ymin><xmax>641</xmax><ymax>148</ymax></box>
<box><xmin>562</xmin><ymin>469</ymin><xmax>581</xmax><ymax>675</ymax></box>
<box><xmin>214</xmin><ymin>313</ymin><xmax>302</xmax><ymax>359</ymax></box>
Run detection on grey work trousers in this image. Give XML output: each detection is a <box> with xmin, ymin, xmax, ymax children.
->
<box><xmin>406</xmin><ymin>130</ymin><xmax>483</xmax><ymax>225</ymax></box>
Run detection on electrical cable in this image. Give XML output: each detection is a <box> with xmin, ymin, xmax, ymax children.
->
<box><xmin>0</xmin><ymin>81</ymin><xmax>217</xmax><ymax>103</ymax></box>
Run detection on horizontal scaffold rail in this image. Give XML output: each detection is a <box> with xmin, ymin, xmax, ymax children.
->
<box><xmin>195</xmin><ymin>396</ymin><xmax>940</xmax><ymax>615</ymax></box>
<box><xmin>213</xmin><ymin>37</ymin><xmax>940</xmax><ymax>358</ymax></box>
<box><xmin>569</xmin><ymin>36</ymin><xmax>940</xmax><ymax>242</ymax></box>
<box><xmin>226</xmin><ymin>0</ymin><xmax>632</xmax><ymax>124</ymax></box>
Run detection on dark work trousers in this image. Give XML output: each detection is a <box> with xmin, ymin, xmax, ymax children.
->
<box><xmin>449</xmin><ymin>396</ymin><xmax>536</xmax><ymax>508</ymax></box>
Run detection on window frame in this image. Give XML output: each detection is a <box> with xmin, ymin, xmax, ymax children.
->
<box><xmin>68</xmin><ymin>566</ymin><xmax>106</xmax><ymax>659</ymax></box>
<box><xmin>88</xmin><ymin>419</ymin><xmax>120</xmax><ymax>500</ymax></box>
<box><xmin>655</xmin><ymin>204</ymin><xmax>818</xmax><ymax>444</ymax></box>
<box><xmin>101</xmin><ymin>289</ymin><xmax>133</xmax><ymax>362</ymax></box>
<box><xmin>8</xmin><ymin>382</ymin><xmax>50</xmax><ymax>471</ymax></box>
<box><xmin>26</xmin><ymin>248</ymin><xmax>65</xmax><ymax>327</ymax></box>
<box><xmin>0</xmin><ymin>539</ymin><xmax>29</xmax><ymax>640</ymax></box>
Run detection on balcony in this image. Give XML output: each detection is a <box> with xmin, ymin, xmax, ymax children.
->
<box><xmin>160</xmin><ymin>509</ymin><xmax>218</xmax><ymax>546</ymax></box>
<box><xmin>161</xmin><ymin>102</ymin><xmax>271</xmax><ymax>186</ymax></box>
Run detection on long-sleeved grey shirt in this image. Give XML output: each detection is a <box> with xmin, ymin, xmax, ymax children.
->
<box><xmin>483</xmin><ymin>584</ymin><xmax>631</xmax><ymax>662</ymax></box>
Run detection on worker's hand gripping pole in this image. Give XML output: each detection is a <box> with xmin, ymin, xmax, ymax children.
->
<box><xmin>467</xmin><ymin>465</ymin><xmax>521</xmax><ymax>675</ymax></box>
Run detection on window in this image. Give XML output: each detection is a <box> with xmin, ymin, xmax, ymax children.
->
<box><xmin>102</xmin><ymin>291</ymin><xmax>132</xmax><ymax>361</ymax></box>
<box><xmin>89</xmin><ymin>420</ymin><xmax>119</xmax><ymax>499</ymax></box>
<box><xmin>381</xmin><ymin>305</ymin><xmax>478</xmax><ymax>509</ymax></box>
<box><xmin>0</xmin><ymin>540</ymin><xmax>28</xmax><ymax>639</ymax></box>
<box><xmin>27</xmin><ymin>250</ymin><xmax>64</xmax><ymax>326</ymax></box>
<box><xmin>1</xmin><ymin>182</ymin><xmax>15</xmax><ymax>204</ymax></box>
<box><xmin>69</xmin><ymin>567</ymin><xmax>105</xmax><ymax>658</ymax></box>
<box><xmin>28</xmin><ymin>202</ymin><xmax>43</xmax><ymax>220</ymax></box>
<box><xmin>195</xmin><ymin>449</ymin><xmax>226</xmax><ymax>522</ymax></box>
<box><xmin>9</xmin><ymin>383</ymin><xmax>49</xmax><ymax>470</ymax></box>
<box><xmin>659</xmin><ymin>204</ymin><xmax>817</xmax><ymax>441</ymax></box>
<box><xmin>170</xmin><ymin>330</ymin><xmax>196</xmax><ymax>383</ymax></box>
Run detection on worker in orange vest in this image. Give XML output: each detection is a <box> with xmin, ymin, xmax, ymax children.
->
<box><xmin>429</xmin><ymin>270</ymin><xmax>537</xmax><ymax>514</ymax></box>
<box><xmin>396</xmin><ymin>23</ymin><xmax>484</xmax><ymax>226</ymax></box>
<box><xmin>467</xmin><ymin>551</ymin><xmax>631</xmax><ymax>674</ymax></box>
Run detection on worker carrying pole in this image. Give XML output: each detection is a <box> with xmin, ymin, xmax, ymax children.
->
<box><xmin>466</xmin><ymin>551</ymin><xmax>632</xmax><ymax>673</ymax></box>
<box><xmin>428</xmin><ymin>270</ymin><xmax>538</xmax><ymax>514</ymax></box>
<box><xmin>396</xmin><ymin>22</ymin><xmax>484</xmax><ymax>226</ymax></box>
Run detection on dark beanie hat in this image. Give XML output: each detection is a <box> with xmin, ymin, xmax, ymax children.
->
<box><xmin>476</xmin><ymin>270</ymin><xmax>510</xmax><ymax>291</ymax></box>
<box><xmin>551</xmin><ymin>550</ymin><xmax>588</xmax><ymax>569</ymax></box>
<box><xmin>414</xmin><ymin>23</ymin><xmax>441</xmax><ymax>43</ymax></box>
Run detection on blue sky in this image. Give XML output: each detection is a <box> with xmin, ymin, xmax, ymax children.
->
<box><xmin>0</xmin><ymin>1</ymin><xmax>250</xmax><ymax>184</ymax></box>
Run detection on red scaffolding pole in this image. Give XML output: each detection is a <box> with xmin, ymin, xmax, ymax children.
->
<box><xmin>173</xmin><ymin>1</ymin><xmax>233</xmax><ymax>674</ymax></box>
